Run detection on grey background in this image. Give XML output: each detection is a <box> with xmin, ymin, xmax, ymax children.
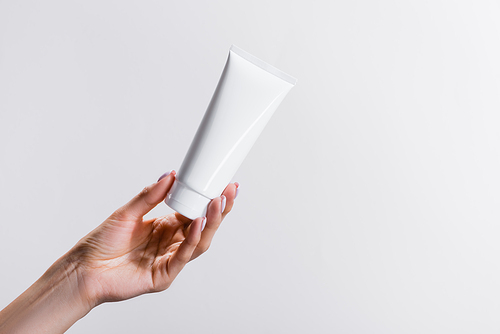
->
<box><xmin>1</xmin><ymin>0</ymin><xmax>500</xmax><ymax>333</ymax></box>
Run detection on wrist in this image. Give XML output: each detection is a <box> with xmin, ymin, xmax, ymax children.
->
<box><xmin>0</xmin><ymin>252</ymin><xmax>93</xmax><ymax>334</ymax></box>
<box><xmin>46</xmin><ymin>251</ymin><xmax>96</xmax><ymax>312</ymax></box>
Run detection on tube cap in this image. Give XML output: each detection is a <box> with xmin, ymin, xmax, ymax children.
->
<box><xmin>165</xmin><ymin>180</ymin><xmax>212</xmax><ymax>220</ymax></box>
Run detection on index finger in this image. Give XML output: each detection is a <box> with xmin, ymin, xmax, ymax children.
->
<box><xmin>119</xmin><ymin>171</ymin><xmax>176</xmax><ymax>219</ymax></box>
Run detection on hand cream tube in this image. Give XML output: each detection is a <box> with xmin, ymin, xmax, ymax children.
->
<box><xmin>165</xmin><ymin>45</ymin><xmax>296</xmax><ymax>219</ymax></box>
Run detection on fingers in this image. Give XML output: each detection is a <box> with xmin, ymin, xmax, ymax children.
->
<box><xmin>167</xmin><ymin>217</ymin><xmax>203</xmax><ymax>278</ymax></box>
<box><xmin>119</xmin><ymin>171</ymin><xmax>176</xmax><ymax>219</ymax></box>
<box><xmin>190</xmin><ymin>182</ymin><xmax>239</xmax><ymax>260</ymax></box>
<box><xmin>221</xmin><ymin>182</ymin><xmax>238</xmax><ymax>220</ymax></box>
<box><xmin>192</xmin><ymin>196</ymin><xmax>224</xmax><ymax>258</ymax></box>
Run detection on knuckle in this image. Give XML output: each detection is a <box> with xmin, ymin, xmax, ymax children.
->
<box><xmin>198</xmin><ymin>243</ymin><xmax>210</xmax><ymax>254</ymax></box>
<box><xmin>184</xmin><ymin>240</ymin><xmax>196</xmax><ymax>249</ymax></box>
<box><xmin>140</xmin><ymin>185</ymin><xmax>151</xmax><ymax>197</ymax></box>
<box><xmin>139</xmin><ymin>185</ymin><xmax>155</xmax><ymax>207</ymax></box>
<box><xmin>154</xmin><ymin>216</ymin><xmax>168</xmax><ymax>227</ymax></box>
<box><xmin>177</xmin><ymin>253</ymin><xmax>190</xmax><ymax>263</ymax></box>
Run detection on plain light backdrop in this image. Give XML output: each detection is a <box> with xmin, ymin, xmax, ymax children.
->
<box><xmin>1</xmin><ymin>1</ymin><xmax>500</xmax><ymax>333</ymax></box>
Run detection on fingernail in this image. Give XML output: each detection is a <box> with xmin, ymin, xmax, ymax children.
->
<box><xmin>221</xmin><ymin>195</ymin><xmax>226</xmax><ymax>214</ymax></box>
<box><xmin>234</xmin><ymin>182</ymin><xmax>240</xmax><ymax>199</ymax></box>
<box><xmin>157</xmin><ymin>170</ymin><xmax>173</xmax><ymax>182</ymax></box>
<box><xmin>201</xmin><ymin>217</ymin><xmax>207</xmax><ymax>232</ymax></box>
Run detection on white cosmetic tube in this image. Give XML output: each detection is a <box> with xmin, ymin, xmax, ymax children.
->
<box><xmin>165</xmin><ymin>45</ymin><xmax>296</xmax><ymax>219</ymax></box>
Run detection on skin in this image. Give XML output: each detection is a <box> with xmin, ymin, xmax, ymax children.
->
<box><xmin>0</xmin><ymin>171</ymin><xmax>238</xmax><ymax>333</ymax></box>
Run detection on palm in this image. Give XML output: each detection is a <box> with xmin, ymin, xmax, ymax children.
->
<box><xmin>72</xmin><ymin>173</ymin><xmax>237</xmax><ymax>307</ymax></box>
<box><xmin>78</xmin><ymin>213</ymin><xmax>190</xmax><ymax>302</ymax></box>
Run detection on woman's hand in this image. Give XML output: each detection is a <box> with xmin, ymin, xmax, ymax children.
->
<box><xmin>72</xmin><ymin>171</ymin><xmax>238</xmax><ymax>307</ymax></box>
<box><xmin>0</xmin><ymin>171</ymin><xmax>238</xmax><ymax>334</ymax></box>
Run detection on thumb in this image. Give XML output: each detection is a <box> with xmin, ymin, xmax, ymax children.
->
<box><xmin>120</xmin><ymin>171</ymin><xmax>176</xmax><ymax>219</ymax></box>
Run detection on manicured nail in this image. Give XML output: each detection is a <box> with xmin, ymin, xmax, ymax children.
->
<box><xmin>201</xmin><ymin>217</ymin><xmax>207</xmax><ymax>232</ymax></box>
<box><xmin>234</xmin><ymin>182</ymin><xmax>240</xmax><ymax>199</ymax></box>
<box><xmin>158</xmin><ymin>170</ymin><xmax>174</xmax><ymax>182</ymax></box>
<box><xmin>221</xmin><ymin>195</ymin><xmax>226</xmax><ymax>214</ymax></box>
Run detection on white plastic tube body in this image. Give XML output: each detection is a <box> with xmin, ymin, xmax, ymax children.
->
<box><xmin>165</xmin><ymin>45</ymin><xmax>296</xmax><ymax>219</ymax></box>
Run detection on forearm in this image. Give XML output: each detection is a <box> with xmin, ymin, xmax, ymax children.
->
<box><xmin>0</xmin><ymin>254</ymin><xmax>92</xmax><ymax>334</ymax></box>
